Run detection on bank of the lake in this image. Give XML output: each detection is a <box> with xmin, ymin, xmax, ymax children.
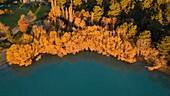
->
<box><xmin>0</xmin><ymin>51</ymin><xmax>170</xmax><ymax>96</ymax></box>
<box><xmin>0</xmin><ymin>49</ymin><xmax>6</xmax><ymax>67</ymax></box>
<box><xmin>0</xmin><ymin>49</ymin><xmax>170</xmax><ymax>76</ymax></box>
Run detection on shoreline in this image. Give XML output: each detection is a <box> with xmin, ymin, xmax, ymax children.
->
<box><xmin>0</xmin><ymin>49</ymin><xmax>6</xmax><ymax>67</ymax></box>
<box><xmin>1</xmin><ymin>49</ymin><xmax>170</xmax><ymax>76</ymax></box>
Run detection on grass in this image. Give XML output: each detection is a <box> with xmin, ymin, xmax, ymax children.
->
<box><xmin>0</xmin><ymin>3</ymin><xmax>51</xmax><ymax>28</ymax></box>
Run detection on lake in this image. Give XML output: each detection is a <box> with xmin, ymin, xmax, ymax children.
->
<box><xmin>0</xmin><ymin>51</ymin><xmax>170</xmax><ymax>96</ymax></box>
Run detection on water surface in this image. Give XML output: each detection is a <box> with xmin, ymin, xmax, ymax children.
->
<box><xmin>0</xmin><ymin>51</ymin><xmax>170</xmax><ymax>96</ymax></box>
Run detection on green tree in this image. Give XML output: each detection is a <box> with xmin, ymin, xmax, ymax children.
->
<box><xmin>117</xmin><ymin>22</ymin><xmax>137</xmax><ymax>39</ymax></box>
<box><xmin>54</xmin><ymin>0</ymin><xmax>66</xmax><ymax>7</ymax></box>
<box><xmin>73</xmin><ymin>0</ymin><xmax>82</xmax><ymax>6</ymax></box>
<box><xmin>157</xmin><ymin>0</ymin><xmax>169</xmax><ymax>5</ymax></box>
<box><xmin>151</xmin><ymin>8</ymin><xmax>164</xmax><ymax>24</ymax></box>
<box><xmin>93</xmin><ymin>6</ymin><xmax>103</xmax><ymax>23</ymax></box>
<box><xmin>108</xmin><ymin>1</ymin><xmax>121</xmax><ymax>17</ymax></box>
<box><xmin>165</xmin><ymin>4</ymin><xmax>170</xmax><ymax>22</ymax></box>
<box><xmin>142</xmin><ymin>0</ymin><xmax>153</xmax><ymax>9</ymax></box>
<box><xmin>120</xmin><ymin>0</ymin><xmax>135</xmax><ymax>14</ymax></box>
<box><xmin>96</xmin><ymin>0</ymin><xmax>103</xmax><ymax>5</ymax></box>
<box><xmin>158</xmin><ymin>36</ymin><xmax>170</xmax><ymax>56</ymax></box>
<box><xmin>136</xmin><ymin>30</ymin><xmax>152</xmax><ymax>56</ymax></box>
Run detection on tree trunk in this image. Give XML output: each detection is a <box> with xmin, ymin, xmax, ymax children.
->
<box><xmin>91</xmin><ymin>12</ymin><xmax>94</xmax><ymax>25</ymax></box>
<box><xmin>54</xmin><ymin>0</ymin><xmax>56</xmax><ymax>7</ymax></box>
<box><xmin>69</xmin><ymin>3</ymin><xmax>73</xmax><ymax>23</ymax></box>
<box><xmin>65</xmin><ymin>7</ymin><xmax>68</xmax><ymax>19</ymax></box>
<box><xmin>61</xmin><ymin>6</ymin><xmax>65</xmax><ymax>17</ymax></box>
<box><xmin>51</xmin><ymin>0</ymin><xmax>54</xmax><ymax>8</ymax></box>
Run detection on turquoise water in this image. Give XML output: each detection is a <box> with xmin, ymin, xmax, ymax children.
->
<box><xmin>0</xmin><ymin>52</ymin><xmax>170</xmax><ymax>96</ymax></box>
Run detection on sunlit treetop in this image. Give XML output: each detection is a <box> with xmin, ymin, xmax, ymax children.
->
<box><xmin>93</xmin><ymin>6</ymin><xmax>104</xmax><ymax>23</ymax></box>
<box><xmin>73</xmin><ymin>0</ymin><xmax>82</xmax><ymax>6</ymax></box>
<box><xmin>108</xmin><ymin>1</ymin><xmax>121</xmax><ymax>17</ymax></box>
<box><xmin>142</xmin><ymin>0</ymin><xmax>153</xmax><ymax>9</ymax></box>
<box><xmin>158</xmin><ymin>36</ymin><xmax>170</xmax><ymax>56</ymax></box>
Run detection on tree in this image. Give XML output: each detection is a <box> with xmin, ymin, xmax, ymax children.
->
<box><xmin>93</xmin><ymin>6</ymin><xmax>103</xmax><ymax>23</ymax></box>
<box><xmin>96</xmin><ymin>0</ymin><xmax>103</xmax><ymax>5</ymax></box>
<box><xmin>0</xmin><ymin>22</ymin><xmax>13</xmax><ymax>43</ymax></box>
<box><xmin>136</xmin><ymin>30</ymin><xmax>151</xmax><ymax>56</ymax></box>
<box><xmin>0</xmin><ymin>22</ymin><xmax>9</xmax><ymax>35</ymax></box>
<box><xmin>55</xmin><ymin>0</ymin><xmax>66</xmax><ymax>7</ymax></box>
<box><xmin>108</xmin><ymin>1</ymin><xmax>121</xmax><ymax>17</ymax></box>
<box><xmin>116</xmin><ymin>22</ymin><xmax>137</xmax><ymax>39</ymax></box>
<box><xmin>26</xmin><ymin>10</ymin><xmax>37</xmax><ymax>22</ymax></box>
<box><xmin>73</xmin><ymin>0</ymin><xmax>82</xmax><ymax>6</ymax></box>
<box><xmin>18</xmin><ymin>15</ymin><xmax>29</xmax><ymax>32</ymax></box>
<box><xmin>0</xmin><ymin>10</ymin><xmax>5</xmax><ymax>15</ymax></box>
<box><xmin>69</xmin><ymin>2</ymin><xmax>73</xmax><ymax>23</ymax></box>
<box><xmin>165</xmin><ymin>4</ymin><xmax>170</xmax><ymax>22</ymax></box>
<box><xmin>157</xmin><ymin>0</ymin><xmax>169</xmax><ymax>5</ymax></box>
<box><xmin>0</xmin><ymin>0</ymin><xmax>5</xmax><ymax>3</ymax></box>
<box><xmin>120</xmin><ymin>0</ymin><xmax>135</xmax><ymax>13</ymax></box>
<box><xmin>74</xmin><ymin>17</ymin><xmax>85</xmax><ymax>28</ymax></box>
<box><xmin>158</xmin><ymin>36</ymin><xmax>170</xmax><ymax>56</ymax></box>
<box><xmin>151</xmin><ymin>9</ymin><xmax>163</xmax><ymax>24</ymax></box>
<box><xmin>142</xmin><ymin>0</ymin><xmax>153</xmax><ymax>9</ymax></box>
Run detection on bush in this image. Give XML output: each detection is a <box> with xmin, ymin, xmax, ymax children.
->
<box><xmin>4</xmin><ymin>9</ymin><xmax>9</xmax><ymax>14</ymax></box>
<box><xmin>0</xmin><ymin>10</ymin><xmax>5</xmax><ymax>15</ymax></box>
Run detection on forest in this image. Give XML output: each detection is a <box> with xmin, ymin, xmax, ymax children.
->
<box><xmin>0</xmin><ymin>0</ymin><xmax>170</xmax><ymax>71</ymax></box>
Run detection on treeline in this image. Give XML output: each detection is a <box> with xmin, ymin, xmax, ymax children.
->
<box><xmin>6</xmin><ymin>25</ymin><xmax>166</xmax><ymax>71</ymax></box>
<box><xmin>0</xmin><ymin>0</ymin><xmax>169</xmax><ymax>70</ymax></box>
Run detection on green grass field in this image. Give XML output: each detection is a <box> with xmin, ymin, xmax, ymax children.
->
<box><xmin>0</xmin><ymin>3</ymin><xmax>50</xmax><ymax>28</ymax></box>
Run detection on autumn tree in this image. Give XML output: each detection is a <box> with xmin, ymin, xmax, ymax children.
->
<box><xmin>0</xmin><ymin>10</ymin><xmax>5</xmax><ymax>15</ymax></box>
<box><xmin>69</xmin><ymin>3</ymin><xmax>73</xmax><ymax>22</ymax></box>
<box><xmin>0</xmin><ymin>22</ymin><xmax>13</xmax><ymax>42</ymax></box>
<box><xmin>101</xmin><ymin>17</ymin><xmax>111</xmax><ymax>29</ymax></box>
<box><xmin>74</xmin><ymin>17</ymin><xmax>86</xmax><ymax>28</ymax></box>
<box><xmin>0</xmin><ymin>22</ymin><xmax>9</xmax><ymax>36</ymax></box>
<box><xmin>93</xmin><ymin>6</ymin><xmax>103</xmax><ymax>23</ymax></box>
<box><xmin>18</xmin><ymin>15</ymin><xmax>29</xmax><ymax>32</ymax></box>
<box><xmin>48</xmin><ymin>5</ymin><xmax>61</xmax><ymax>23</ymax></box>
<box><xmin>26</xmin><ymin>10</ymin><xmax>37</xmax><ymax>22</ymax></box>
<box><xmin>18</xmin><ymin>11</ymin><xmax>36</xmax><ymax>32</ymax></box>
<box><xmin>50</xmin><ymin>0</ymin><xmax>66</xmax><ymax>7</ymax></box>
<box><xmin>157</xmin><ymin>0</ymin><xmax>169</xmax><ymax>5</ymax></box>
<box><xmin>19</xmin><ymin>33</ymin><xmax>33</xmax><ymax>44</ymax></box>
<box><xmin>0</xmin><ymin>0</ymin><xmax>5</xmax><ymax>3</ymax></box>
<box><xmin>6</xmin><ymin>44</ymin><xmax>33</xmax><ymax>66</ymax></box>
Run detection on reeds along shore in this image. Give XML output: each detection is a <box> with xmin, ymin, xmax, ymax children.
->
<box><xmin>6</xmin><ymin>25</ymin><xmax>167</xmax><ymax>71</ymax></box>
